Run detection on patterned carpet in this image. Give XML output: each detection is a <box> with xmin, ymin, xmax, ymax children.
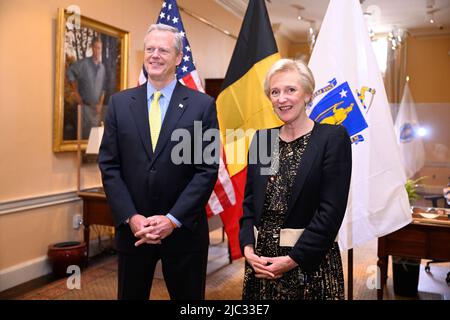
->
<box><xmin>17</xmin><ymin>245</ymin><xmax>244</xmax><ymax>300</ymax></box>
<box><xmin>14</xmin><ymin>236</ymin><xmax>449</xmax><ymax>300</ymax></box>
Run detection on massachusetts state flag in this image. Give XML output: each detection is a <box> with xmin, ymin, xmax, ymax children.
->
<box><xmin>310</xmin><ymin>80</ymin><xmax>368</xmax><ymax>139</ymax></box>
<box><xmin>394</xmin><ymin>80</ymin><xmax>425</xmax><ymax>178</ymax></box>
<box><xmin>308</xmin><ymin>0</ymin><xmax>412</xmax><ymax>250</ymax></box>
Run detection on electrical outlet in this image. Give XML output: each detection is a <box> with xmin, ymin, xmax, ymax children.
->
<box><xmin>73</xmin><ymin>214</ymin><xmax>83</xmax><ymax>229</ymax></box>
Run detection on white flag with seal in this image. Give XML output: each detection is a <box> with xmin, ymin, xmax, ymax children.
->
<box><xmin>394</xmin><ymin>81</ymin><xmax>426</xmax><ymax>179</ymax></box>
<box><xmin>308</xmin><ymin>0</ymin><xmax>412</xmax><ymax>250</ymax></box>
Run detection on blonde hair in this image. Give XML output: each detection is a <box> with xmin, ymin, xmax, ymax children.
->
<box><xmin>264</xmin><ymin>58</ymin><xmax>315</xmax><ymax>103</ymax></box>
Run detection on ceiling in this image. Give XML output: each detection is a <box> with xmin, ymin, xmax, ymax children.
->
<box><xmin>215</xmin><ymin>0</ymin><xmax>450</xmax><ymax>43</ymax></box>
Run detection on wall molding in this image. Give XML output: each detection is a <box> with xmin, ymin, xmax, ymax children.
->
<box><xmin>0</xmin><ymin>191</ymin><xmax>81</xmax><ymax>216</ymax></box>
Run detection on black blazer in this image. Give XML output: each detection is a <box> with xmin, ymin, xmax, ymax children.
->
<box><xmin>99</xmin><ymin>82</ymin><xmax>219</xmax><ymax>254</ymax></box>
<box><xmin>239</xmin><ymin>123</ymin><xmax>352</xmax><ymax>272</ymax></box>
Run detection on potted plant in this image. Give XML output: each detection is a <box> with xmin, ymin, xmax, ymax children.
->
<box><xmin>405</xmin><ymin>176</ymin><xmax>427</xmax><ymax>204</ymax></box>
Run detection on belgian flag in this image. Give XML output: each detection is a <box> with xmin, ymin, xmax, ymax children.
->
<box><xmin>217</xmin><ymin>0</ymin><xmax>281</xmax><ymax>259</ymax></box>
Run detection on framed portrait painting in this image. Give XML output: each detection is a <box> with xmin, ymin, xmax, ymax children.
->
<box><xmin>53</xmin><ymin>8</ymin><xmax>129</xmax><ymax>152</ymax></box>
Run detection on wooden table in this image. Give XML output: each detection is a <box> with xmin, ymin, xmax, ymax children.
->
<box><xmin>377</xmin><ymin>213</ymin><xmax>450</xmax><ymax>299</ymax></box>
<box><xmin>78</xmin><ymin>188</ymin><xmax>113</xmax><ymax>261</ymax></box>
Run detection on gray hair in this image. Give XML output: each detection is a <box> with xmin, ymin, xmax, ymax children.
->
<box><xmin>144</xmin><ymin>23</ymin><xmax>183</xmax><ymax>55</ymax></box>
<box><xmin>264</xmin><ymin>58</ymin><xmax>315</xmax><ymax>103</ymax></box>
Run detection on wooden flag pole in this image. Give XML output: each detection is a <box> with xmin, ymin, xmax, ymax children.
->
<box><xmin>348</xmin><ymin>248</ymin><xmax>353</xmax><ymax>300</ymax></box>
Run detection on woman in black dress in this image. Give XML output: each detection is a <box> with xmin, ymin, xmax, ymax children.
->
<box><xmin>239</xmin><ymin>59</ymin><xmax>352</xmax><ymax>300</ymax></box>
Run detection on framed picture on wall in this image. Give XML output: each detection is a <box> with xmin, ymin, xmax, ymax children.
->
<box><xmin>53</xmin><ymin>7</ymin><xmax>129</xmax><ymax>152</ymax></box>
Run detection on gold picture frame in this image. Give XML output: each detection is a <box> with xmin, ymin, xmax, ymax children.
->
<box><xmin>53</xmin><ymin>8</ymin><xmax>129</xmax><ymax>152</ymax></box>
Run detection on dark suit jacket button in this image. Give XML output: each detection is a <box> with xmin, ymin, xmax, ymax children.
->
<box><xmin>150</xmin><ymin>167</ymin><xmax>156</xmax><ymax>172</ymax></box>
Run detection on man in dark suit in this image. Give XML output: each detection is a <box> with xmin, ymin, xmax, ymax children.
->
<box><xmin>99</xmin><ymin>23</ymin><xmax>219</xmax><ymax>300</ymax></box>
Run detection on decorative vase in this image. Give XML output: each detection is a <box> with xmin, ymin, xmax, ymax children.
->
<box><xmin>47</xmin><ymin>241</ymin><xmax>87</xmax><ymax>278</ymax></box>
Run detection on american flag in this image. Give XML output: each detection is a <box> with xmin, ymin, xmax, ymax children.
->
<box><xmin>139</xmin><ymin>0</ymin><xmax>236</xmax><ymax>216</ymax></box>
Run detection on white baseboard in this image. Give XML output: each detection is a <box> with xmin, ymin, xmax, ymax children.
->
<box><xmin>0</xmin><ymin>237</ymin><xmax>111</xmax><ymax>293</ymax></box>
<box><xmin>0</xmin><ymin>255</ymin><xmax>51</xmax><ymax>292</ymax></box>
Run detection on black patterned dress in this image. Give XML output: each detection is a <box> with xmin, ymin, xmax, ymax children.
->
<box><xmin>242</xmin><ymin>132</ymin><xmax>345</xmax><ymax>300</ymax></box>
